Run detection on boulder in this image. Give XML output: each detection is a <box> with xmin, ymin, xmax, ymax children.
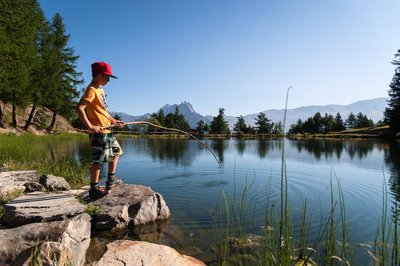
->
<box><xmin>95</xmin><ymin>240</ymin><xmax>206</xmax><ymax>266</ymax></box>
<box><xmin>24</xmin><ymin>181</ymin><xmax>45</xmax><ymax>192</ymax></box>
<box><xmin>0</xmin><ymin>213</ymin><xmax>91</xmax><ymax>266</ymax></box>
<box><xmin>92</xmin><ymin>184</ymin><xmax>170</xmax><ymax>231</ymax></box>
<box><xmin>0</xmin><ymin>170</ymin><xmax>38</xmax><ymax>197</ymax></box>
<box><xmin>40</xmin><ymin>174</ymin><xmax>71</xmax><ymax>191</ymax></box>
<box><xmin>1</xmin><ymin>192</ymin><xmax>85</xmax><ymax>227</ymax></box>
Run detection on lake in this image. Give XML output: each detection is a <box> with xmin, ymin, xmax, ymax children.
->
<box><xmin>26</xmin><ymin>136</ymin><xmax>400</xmax><ymax>264</ymax></box>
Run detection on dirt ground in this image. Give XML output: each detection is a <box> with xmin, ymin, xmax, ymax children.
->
<box><xmin>0</xmin><ymin>103</ymin><xmax>77</xmax><ymax>135</ymax></box>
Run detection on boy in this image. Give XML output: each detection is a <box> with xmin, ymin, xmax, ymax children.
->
<box><xmin>76</xmin><ymin>61</ymin><xmax>124</xmax><ymax>199</ymax></box>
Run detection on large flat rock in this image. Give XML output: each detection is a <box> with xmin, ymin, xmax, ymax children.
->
<box><xmin>1</xmin><ymin>192</ymin><xmax>86</xmax><ymax>227</ymax></box>
<box><xmin>0</xmin><ymin>170</ymin><xmax>38</xmax><ymax>196</ymax></box>
<box><xmin>95</xmin><ymin>240</ymin><xmax>206</xmax><ymax>266</ymax></box>
<box><xmin>0</xmin><ymin>213</ymin><xmax>91</xmax><ymax>266</ymax></box>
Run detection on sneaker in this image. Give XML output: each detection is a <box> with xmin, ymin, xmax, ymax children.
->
<box><xmin>106</xmin><ymin>176</ymin><xmax>124</xmax><ymax>191</ymax></box>
<box><xmin>89</xmin><ymin>186</ymin><xmax>108</xmax><ymax>199</ymax></box>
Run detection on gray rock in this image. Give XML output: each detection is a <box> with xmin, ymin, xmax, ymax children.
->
<box><xmin>0</xmin><ymin>170</ymin><xmax>38</xmax><ymax>197</ymax></box>
<box><xmin>92</xmin><ymin>184</ymin><xmax>170</xmax><ymax>231</ymax></box>
<box><xmin>0</xmin><ymin>170</ymin><xmax>38</xmax><ymax>185</ymax></box>
<box><xmin>94</xmin><ymin>240</ymin><xmax>206</xmax><ymax>266</ymax></box>
<box><xmin>40</xmin><ymin>174</ymin><xmax>71</xmax><ymax>191</ymax></box>
<box><xmin>1</xmin><ymin>192</ymin><xmax>85</xmax><ymax>227</ymax></box>
<box><xmin>24</xmin><ymin>182</ymin><xmax>45</xmax><ymax>192</ymax></box>
<box><xmin>0</xmin><ymin>213</ymin><xmax>91</xmax><ymax>266</ymax></box>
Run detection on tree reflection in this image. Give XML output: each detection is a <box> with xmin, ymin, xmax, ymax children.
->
<box><xmin>236</xmin><ymin>140</ymin><xmax>246</xmax><ymax>156</ymax></box>
<box><xmin>289</xmin><ymin>139</ymin><xmax>374</xmax><ymax>161</ymax></box>
<box><xmin>384</xmin><ymin>140</ymin><xmax>400</xmax><ymax>203</ymax></box>
<box><xmin>211</xmin><ymin>139</ymin><xmax>228</xmax><ymax>163</ymax></box>
<box><xmin>257</xmin><ymin>140</ymin><xmax>273</xmax><ymax>158</ymax></box>
<box><xmin>148</xmin><ymin>139</ymin><xmax>192</xmax><ymax>166</ymax></box>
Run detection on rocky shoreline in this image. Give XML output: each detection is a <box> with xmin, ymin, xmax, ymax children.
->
<box><xmin>0</xmin><ymin>170</ymin><xmax>205</xmax><ymax>265</ymax></box>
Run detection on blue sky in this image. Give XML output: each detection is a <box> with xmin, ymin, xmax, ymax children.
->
<box><xmin>39</xmin><ymin>0</ymin><xmax>400</xmax><ymax>117</ymax></box>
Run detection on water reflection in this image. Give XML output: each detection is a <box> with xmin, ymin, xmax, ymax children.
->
<box><xmin>288</xmin><ymin>139</ymin><xmax>381</xmax><ymax>160</ymax></box>
<box><xmin>210</xmin><ymin>139</ymin><xmax>228</xmax><ymax>163</ymax></box>
<box><xmin>384</xmin><ymin>140</ymin><xmax>400</xmax><ymax>203</ymax></box>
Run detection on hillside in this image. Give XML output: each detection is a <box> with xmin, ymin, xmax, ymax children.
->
<box><xmin>0</xmin><ymin>103</ymin><xmax>76</xmax><ymax>135</ymax></box>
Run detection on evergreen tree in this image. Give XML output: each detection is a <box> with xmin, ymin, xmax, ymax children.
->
<box><xmin>0</xmin><ymin>0</ymin><xmax>42</xmax><ymax>127</ymax></box>
<box><xmin>384</xmin><ymin>49</ymin><xmax>400</xmax><ymax>131</ymax></box>
<box><xmin>322</xmin><ymin>113</ymin><xmax>335</xmax><ymax>133</ymax></box>
<box><xmin>234</xmin><ymin>115</ymin><xmax>248</xmax><ymax>134</ymax></box>
<box><xmin>24</xmin><ymin>14</ymin><xmax>52</xmax><ymax>130</ymax></box>
<box><xmin>45</xmin><ymin>13</ymin><xmax>83</xmax><ymax>131</ymax></box>
<box><xmin>173</xmin><ymin>107</ymin><xmax>190</xmax><ymax>131</ymax></box>
<box><xmin>157</xmin><ymin>109</ymin><xmax>165</xmax><ymax>126</ymax></box>
<box><xmin>333</xmin><ymin>112</ymin><xmax>346</xmax><ymax>131</ymax></box>
<box><xmin>162</xmin><ymin>107</ymin><xmax>190</xmax><ymax>131</ymax></box>
<box><xmin>355</xmin><ymin>112</ymin><xmax>374</xmax><ymax>128</ymax></box>
<box><xmin>272</xmin><ymin>121</ymin><xmax>283</xmax><ymax>134</ymax></box>
<box><xmin>210</xmin><ymin>108</ymin><xmax>230</xmax><ymax>134</ymax></box>
<box><xmin>288</xmin><ymin>119</ymin><xmax>303</xmax><ymax>134</ymax></box>
<box><xmin>346</xmin><ymin>113</ymin><xmax>356</xmax><ymax>129</ymax></box>
<box><xmin>255</xmin><ymin>112</ymin><xmax>273</xmax><ymax>134</ymax></box>
<box><xmin>195</xmin><ymin>119</ymin><xmax>208</xmax><ymax>138</ymax></box>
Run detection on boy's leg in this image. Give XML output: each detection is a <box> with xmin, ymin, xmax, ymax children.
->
<box><xmin>108</xmin><ymin>155</ymin><xmax>119</xmax><ymax>175</ymax></box>
<box><xmin>89</xmin><ymin>162</ymin><xmax>108</xmax><ymax>199</ymax></box>
<box><xmin>106</xmin><ymin>155</ymin><xmax>124</xmax><ymax>190</ymax></box>
<box><xmin>90</xmin><ymin>163</ymin><xmax>101</xmax><ymax>188</ymax></box>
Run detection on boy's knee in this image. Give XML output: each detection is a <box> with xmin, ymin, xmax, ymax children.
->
<box><xmin>92</xmin><ymin>162</ymin><xmax>101</xmax><ymax>169</ymax></box>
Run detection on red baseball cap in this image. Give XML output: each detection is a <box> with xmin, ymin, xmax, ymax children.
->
<box><xmin>91</xmin><ymin>61</ymin><xmax>118</xmax><ymax>79</ymax></box>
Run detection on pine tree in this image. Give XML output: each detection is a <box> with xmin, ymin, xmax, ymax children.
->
<box><xmin>234</xmin><ymin>115</ymin><xmax>248</xmax><ymax>134</ymax></box>
<box><xmin>45</xmin><ymin>13</ymin><xmax>83</xmax><ymax>131</ymax></box>
<box><xmin>0</xmin><ymin>0</ymin><xmax>42</xmax><ymax>127</ymax></box>
<box><xmin>346</xmin><ymin>113</ymin><xmax>356</xmax><ymax>129</ymax></box>
<box><xmin>333</xmin><ymin>112</ymin><xmax>346</xmax><ymax>132</ymax></box>
<box><xmin>384</xmin><ymin>49</ymin><xmax>400</xmax><ymax>131</ymax></box>
<box><xmin>195</xmin><ymin>120</ymin><xmax>207</xmax><ymax>138</ymax></box>
<box><xmin>255</xmin><ymin>112</ymin><xmax>273</xmax><ymax>134</ymax></box>
<box><xmin>24</xmin><ymin>14</ymin><xmax>51</xmax><ymax>130</ymax></box>
<box><xmin>210</xmin><ymin>108</ymin><xmax>230</xmax><ymax>134</ymax></box>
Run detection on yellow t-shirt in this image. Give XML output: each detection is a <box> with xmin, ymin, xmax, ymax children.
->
<box><xmin>81</xmin><ymin>84</ymin><xmax>112</xmax><ymax>133</ymax></box>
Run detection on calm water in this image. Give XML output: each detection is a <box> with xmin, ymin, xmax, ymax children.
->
<box><xmin>43</xmin><ymin>137</ymin><xmax>400</xmax><ymax>264</ymax></box>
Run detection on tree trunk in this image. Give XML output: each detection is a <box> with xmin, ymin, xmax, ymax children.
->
<box><xmin>11</xmin><ymin>102</ymin><xmax>17</xmax><ymax>128</ymax></box>
<box><xmin>48</xmin><ymin>111</ymin><xmax>57</xmax><ymax>132</ymax></box>
<box><xmin>0</xmin><ymin>103</ymin><xmax>5</xmax><ymax>128</ymax></box>
<box><xmin>24</xmin><ymin>104</ymin><xmax>36</xmax><ymax>130</ymax></box>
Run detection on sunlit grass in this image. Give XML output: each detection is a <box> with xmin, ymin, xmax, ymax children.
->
<box><xmin>0</xmin><ymin>133</ymin><xmax>89</xmax><ymax>188</ymax></box>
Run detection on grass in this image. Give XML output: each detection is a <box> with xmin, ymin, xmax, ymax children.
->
<box><xmin>211</xmin><ymin>161</ymin><xmax>400</xmax><ymax>265</ymax></box>
<box><xmin>0</xmin><ymin>133</ymin><xmax>90</xmax><ymax>188</ymax></box>
<box><xmin>211</xmin><ymin>87</ymin><xmax>399</xmax><ymax>265</ymax></box>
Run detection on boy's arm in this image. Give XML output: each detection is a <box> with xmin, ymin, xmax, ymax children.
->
<box><xmin>76</xmin><ymin>99</ymin><xmax>102</xmax><ymax>133</ymax></box>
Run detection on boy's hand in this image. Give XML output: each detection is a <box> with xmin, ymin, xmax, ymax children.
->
<box><xmin>91</xmin><ymin>125</ymin><xmax>102</xmax><ymax>133</ymax></box>
<box><xmin>115</xmin><ymin>120</ymin><xmax>124</xmax><ymax>128</ymax></box>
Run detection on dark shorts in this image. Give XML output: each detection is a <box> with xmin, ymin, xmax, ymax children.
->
<box><xmin>89</xmin><ymin>133</ymin><xmax>121</xmax><ymax>164</ymax></box>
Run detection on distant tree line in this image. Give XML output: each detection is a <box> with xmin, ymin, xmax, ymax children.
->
<box><xmin>288</xmin><ymin>112</ymin><xmax>374</xmax><ymax>134</ymax></box>
<box><xmin>0</xmin><ymin>0</ymin><xmax>82</xmax><ymax>130</ymax></box>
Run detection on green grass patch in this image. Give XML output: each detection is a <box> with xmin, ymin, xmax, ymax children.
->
<box><xmin>0</xmin><ymin>133</ymin><xmax>89</xmax><ymax>188</ymax></box>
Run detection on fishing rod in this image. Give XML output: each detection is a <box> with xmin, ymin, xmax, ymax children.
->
<box><xmin>102</xmin><ymin>121</ymin><xmax>221</xmax><ymax>165</ymax></box>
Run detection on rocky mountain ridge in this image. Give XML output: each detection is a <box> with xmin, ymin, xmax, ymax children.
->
<box><xmin>112</xmin><ymin>98</ymin><xmax>388</xmax><ymax>130</ymax></box>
